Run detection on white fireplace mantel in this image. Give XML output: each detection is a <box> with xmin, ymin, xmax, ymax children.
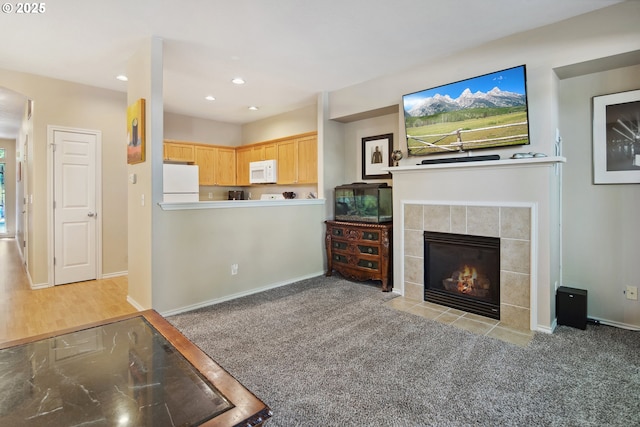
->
<box><xmin>385</xmin><ymin>156</ymin><xmax>566</xmax><ymax>174</ymax></box>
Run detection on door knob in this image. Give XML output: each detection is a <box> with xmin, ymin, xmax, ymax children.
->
<box><xmin>88</xmin><ymin>212</ymin><xmax>95</xmax><ymax>217</ymax></box>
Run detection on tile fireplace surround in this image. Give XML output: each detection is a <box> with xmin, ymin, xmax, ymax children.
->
<box><xmin>404</xmin><ymin>203</ymin><xmax>532</xmax><ymax>331</ymax></box>
<box><xmin>388</xmin><ymin>156</ymin><xmax>566</xmax><ymax>332</ymax></box>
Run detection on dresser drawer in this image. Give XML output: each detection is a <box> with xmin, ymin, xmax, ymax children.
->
<box><xmin>332</xmin><ymin>253</ymin><xmax>349</xmax><ymax>264</ymax></box>
<box><xmin>360</xmin><ymin>231</ymin><xmax>380</xmax><ymax>242</ymax></box>
<box><xmin>332</xmin><ymin>241</ymin><xmax>349</xmax><ymax>251</ymax></box>
<box><xmin>357</xmin><ymin>259</ymin><xmax>379</xmax><ymax>270</ymax></box>
<box><xmin>357</xmin><ymin>244</ymin><xmax>379</xmax><ymax>255</ymax></box>
<box><xmin>331</xmin><ymin>227</ymin><xmax>345</xmax><ymax>237</ymax></box>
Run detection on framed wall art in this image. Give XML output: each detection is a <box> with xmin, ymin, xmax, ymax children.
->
<box><xmin>592</xmin><ymin>89</ymin><xmax>640</xmax><ymax>184</ymax></box>
<box><xmin>362</xmin><ymin>133</ymin><xmax>393</xmax><ymax>179</ymax></box>
<box><xmin>127</xmin><ymin>98</ymin><xmax>146</xmax><ymax>164</ymax></box>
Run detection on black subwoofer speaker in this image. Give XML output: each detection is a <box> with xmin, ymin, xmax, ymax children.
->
<box><xmin>556</xmin><ymin>286</ymin><xmax>587</xmax><ymax>330</ymax></box>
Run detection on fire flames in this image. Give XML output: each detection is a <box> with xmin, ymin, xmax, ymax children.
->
<box><xmin>441</xmin><ymin>264</ymin><xmax>491</xmax><ymax>298</ymax></box>
<box><xmin>457</xmin><ymin>265</ymin><xmax>477</xmax><ymax>294</ymax></box>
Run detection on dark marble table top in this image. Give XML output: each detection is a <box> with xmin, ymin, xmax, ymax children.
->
<box><xmin>0</xmin><ymin>311</ymin><xmax>271</xmax><ymax>426</ymax></box>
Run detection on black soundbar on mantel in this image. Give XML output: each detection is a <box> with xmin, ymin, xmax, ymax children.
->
<box><xmin>418</xmin><ymin>154</ymin><xmax>500</xmax><ymax>165</ymax></box>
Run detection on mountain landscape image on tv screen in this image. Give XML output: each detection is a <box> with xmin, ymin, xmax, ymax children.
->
<box><xmin>403</xmin><ymin>65</ymin><xmax>530</xmax><ymax>156</ymax></box>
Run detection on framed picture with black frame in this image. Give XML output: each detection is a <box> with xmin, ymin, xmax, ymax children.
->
<box><xmin>592</xmin><ymin>89</ymin><xmax>640</xmax><ymax>184</ymax></box>
<box><xmin>362</xmin><ymin>133</ymin><xmax>393</xmax><ymax>179</ymax></box>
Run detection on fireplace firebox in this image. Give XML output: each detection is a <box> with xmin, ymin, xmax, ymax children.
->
<box><xmin>424</xmin><ymin>231</ymin><xmax>500</xmax><ymax>319</ymax></box>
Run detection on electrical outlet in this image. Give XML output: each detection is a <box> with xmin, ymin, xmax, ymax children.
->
<box><xmin>625</xmin><ymin>286</ymin><xmax>638</xmax><ymax>300</ymax></box>
<box><xmin>231</xmin><ymin>264</ymin><xmax>238</xmax><ymax>275</ymax></box>
<box><xmin>208</xmin><ymin>192</ymin><xmax>213</xmax><ymax>199</ymax></box>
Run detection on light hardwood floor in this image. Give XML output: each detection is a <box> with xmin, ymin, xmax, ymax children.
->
<box><xmin>0</xmin><ymin>238</ymin><xmax>138</xmax><ymax>345</ymax></box>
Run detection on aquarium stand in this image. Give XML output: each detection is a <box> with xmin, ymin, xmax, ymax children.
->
<box><xmin>325</xmin><ymin>220</ymin><xmax>393</xmax><ymax>292</ymax></box>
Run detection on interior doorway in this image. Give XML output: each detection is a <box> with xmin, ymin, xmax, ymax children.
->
<box><xmin>49</xmin><ymin>126</ymin><xmax>102</xmax><ymax>286</ymax></box>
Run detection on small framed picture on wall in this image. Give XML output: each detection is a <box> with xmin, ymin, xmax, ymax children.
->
<box><xmin>362</xmin><ymin>133</ymin><xmax>393</xmax><ymax>179</ymax></box>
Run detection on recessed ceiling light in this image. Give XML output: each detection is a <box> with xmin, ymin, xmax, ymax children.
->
<box><xmin>248</xmin><ymin>106</ymin><xmax>259</xmax><ymax>111</ymax></box>
<box><xmin>116</xmin><ymin>74</ymin><xmax>128</xmax><ymax>82</ymax></box>
<box><xmin>231</xmin><ymin>77</ymin><xmax>245</xmax><ymax>85</ymax></box>
<box><xmin>205</xmin><ymin>95</ymin><xmax>216</xmax><ymax>101</ymax></box>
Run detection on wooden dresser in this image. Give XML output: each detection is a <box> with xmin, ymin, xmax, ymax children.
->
<box><xmin>325</xmin><ymin>220</ymin><xmax>393</xmax><ymax>291</ymax></box>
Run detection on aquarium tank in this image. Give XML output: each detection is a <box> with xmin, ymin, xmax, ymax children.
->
<box><xmin>334</xmin><ymin>183</ymin><xmax>392</xmax><ymax>223</ymax></box>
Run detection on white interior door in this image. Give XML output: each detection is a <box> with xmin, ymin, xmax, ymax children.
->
<box><xmin>53</xmin><ymin>130</ymin><xmax>97</xmax><ymax>285</ymax></box>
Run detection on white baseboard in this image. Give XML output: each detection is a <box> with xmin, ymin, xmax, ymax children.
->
<box><xmin>536</xmin><ymin>318</ymin><xmax>557</xmax><ymax>334</ymax></box>
<box><xmin>102</xmin><ymin>271</ymin><xmax>128</xmax><ymax>279</ymax></box>
<box><xmin>588</xmin><ymin>316</ymin><xmax>640</xmax><ymax>331</ymax></box>
<box><xmin>160</xmin><ymin>272</ymin><xmax>325</xmax><ymax>318</ymax></box>
<box><xmin>126</xmin><ymin>295</ymin><xmax>146</xmax><ymax>312</ymax></box>
<box><xmin>30</xmin><ymin>282</ymin><xmax>51</xmax><ymax>290</ymax></box>
<box><xmin>27</xmin><ymin>268</ymin><xmax>51</xmax><ymax>289</ymax></box>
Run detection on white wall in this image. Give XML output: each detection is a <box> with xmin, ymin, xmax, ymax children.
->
<box><xmin>153</xmin><ymin>203</ymin><xmax>325</xmax><ymax>314</ymax></box>
<box><xmin>164</xmin><ymin>112</ymin><xmax>242</xmax><ymax>146</ymax></box>
<box><xmin>559</xmin><ymin>64</ymin><xmax>640</xmax><ymax>329</ymax></box>
<box><xmin>127</xmin><ymin>38</ymin><xmax>164</xmax><ymax>310</ymax></box>
<box><xmin>242</xmin><ymin>104</ymin><xmax>317</xmax><ymax>144</ymax></box>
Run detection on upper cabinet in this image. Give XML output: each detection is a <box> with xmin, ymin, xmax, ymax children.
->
<box><xmin>194</xmin><ymin>145</ymin><xmax>236</xmax><ymax>186</ymax></box>
<box><xmin>277</xmin><ymin>133</ymin><xmax>317</xmax><ymax>185</ymax></box>
<box><xmin>215</xmin><ymin>147</ymin><xmax>236</xmax><ymax>186</ymax></box>
<box><xmin>164</xmin><ymin>141</ymin><xmax>195</xmax><ymax>163</ymax></box>
<box><xmin>296</xmin><ymin>134</ymin><xmax>318</xmax><ymax>185</ymax></box>
<box><xmin>194</xmin><ymin>146</ymin><xmax>215</xmax><ymax>185</ymax></box>
<box><xmin>235</xmin><ymin>146</ymin><xmax>252</xmax><ymax>186</ymax></box>
<box><xmin>276</xmin><ymin>139</ymin><xmax>297</xmax><ymax>184</ymax></box>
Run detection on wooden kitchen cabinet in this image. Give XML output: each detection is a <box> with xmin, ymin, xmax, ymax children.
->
<box><xmin>296</xmin><ymin>134</ymin><xmax>317</xmax><ymax>184</ymax></box>
<box><xmin>196</xmin><ymin>146</ymin><xmax>236</xmax><ymax>186</ymax></box>
<box><xmin>263</xmin><ymin>143</ymin><xmax>277</xmax><ymax>160</ymax></box>
<box><xmin>276</xmin><ymin>134</ymin><xmax>317</xmax><ymax>185</ymax></box>
<box><xmin>325</xmin><ymin>220</ymin><xmax>393</xmax><ymax>292</ymax></box>
<box><xmin>215</xmin><ymin>147</ymin><xmax>236</xmax><ymax>186</ymax></box>
<box><xmin>277</xmin><ymin>139</ymin><xmax>297</xmax><ymax>184</ymax></box>
<box><xmin>164</xmin><ymin>142</ymin><xmax>195</xmax><ymax>163</ymax></box>
<box><xmin>251</xmin><ymin>143</ymin><xmax>277</xmax><ymax>162</ymax></box>
<box><xmin>235</xmin><ymin>146</ymin><xmax>252</xmax><ymax>186</ymax></box>
<box><xmin>195</xmin><ymin>146</ymin><xmax>216</xmax><ymax>185</ymax></box>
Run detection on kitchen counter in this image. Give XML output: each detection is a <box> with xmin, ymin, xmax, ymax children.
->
<box><xmin>159</xmin><ymin>198</ymin><xmax>325</xmax><ymax>211</ymax></box>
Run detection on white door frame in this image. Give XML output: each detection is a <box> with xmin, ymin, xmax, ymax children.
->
<box><xmin>47</xmin><ymin>125</ymin><xmax>103</xmax><ymax>287</ymax></box>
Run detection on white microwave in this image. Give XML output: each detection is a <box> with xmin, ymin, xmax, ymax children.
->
<box><xmin>249</xmin><ymin>159</ymin><xmax>277</xmax><ymax>184</ymax></box>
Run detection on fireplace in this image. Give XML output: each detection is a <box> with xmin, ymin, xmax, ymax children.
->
<box><xmin>424</xmin><ymin>231</ymin><xmax>500</xmax><ymax>319</ymax></box>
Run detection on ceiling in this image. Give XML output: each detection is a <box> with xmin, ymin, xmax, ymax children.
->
<box><xmin>0</xmin><ymin>0</ymin><xmax>625</xmax><ymax>139</ymax></box>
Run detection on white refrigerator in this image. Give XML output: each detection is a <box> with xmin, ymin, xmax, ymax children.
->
<box><xmin>163</xmin><ymin>164</ymin><xmax>199</xmax><ymax>202</ymax></box>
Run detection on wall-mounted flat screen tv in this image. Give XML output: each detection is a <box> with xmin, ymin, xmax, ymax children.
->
<box><xmin>403</xmin><ymin>65</ymin><xmax>530</xmax><ymax>156</ymax></box>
